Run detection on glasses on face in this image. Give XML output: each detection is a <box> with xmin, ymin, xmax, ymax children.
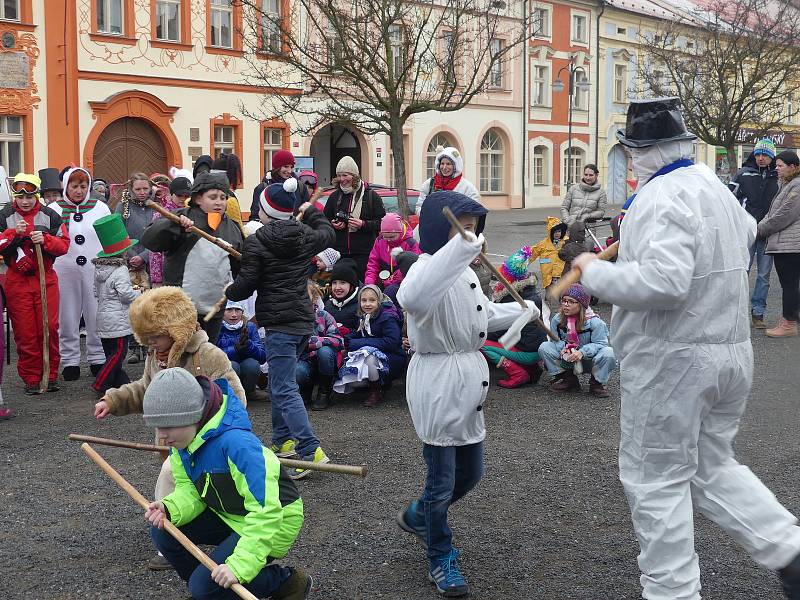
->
<box><xmin>561</xmin><ymin>298</ymin><xmax>579</xmax><ymax>305</ymax></box>
<box><xmin>11</xmin><ymin>181</ymin><xmax>39</xmax><ymax>196</ymax></box>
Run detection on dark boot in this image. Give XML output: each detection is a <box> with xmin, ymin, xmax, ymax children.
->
<box><xmin>299</xmin><ymin>384</ymin><xmax>314</xmax><ymax>405</ymax></box>
<box><xmin>62</xmin><ymin>366</ymin><xmax>80</xmax><ymax>381</ymax></box>
<box><xmin>90</xmin><ymin>364</ymin><xmax>104</xmax><ymax>377</ymax></box>
<box><xmin>311</xmin><ymin>376</ymin><xmax>333</xmax><ymax>411</ymax></box>
<box><xmin>780</xmin><ymin>552</ymin><xmax>800</xmax><ymax>599</ymax></box>
<box><xmin>246</xmin><ymin>388</ymin><xmax>268</xmax><ymax>403</ymax></box>
<box><xmin>497</xmin><ymin>357</ymin><xmax>530</xmax><ymax>389</ymax></box>
<box><xmin>550</xmin><ymin>371</ymin><xmax>580</xmax><ymax>392</ymax></box>
<box><xmin>525</xmin><ymin>360</ymin><xmax>544</xmax><ymax>385</ymax></box>
<box><xmin>589</xmin><ymin>376</ymin><xmax>610</xmax><ymax>398</ymax></box>
<box><xmin>273</xmin><ymin>568</ymin><xmax>313</xmax><ymax>600</ymax></box>
<box><xmin>363</xmin><ymin>380</ymin><xmax>383</xmax><ymax>407</ymax></box>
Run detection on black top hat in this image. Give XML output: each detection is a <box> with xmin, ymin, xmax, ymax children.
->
<box><xmin>616</xmin><ymin>97</ymin><xmax>697</xmax><ymax>148</ymax></box>
<box><xmin>38</xmin><ymin>168</ymin><xmax>62</xmax><ymax>193</ymax></box>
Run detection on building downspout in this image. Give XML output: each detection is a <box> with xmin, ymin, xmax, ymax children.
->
<box><xmin>520</xmin><ymin>0</ymin><xmax>529</xmax><ymax>208</ymax></box>
<box><xmin>594</xmin><ymin>0</ymin><xmax>606</xmax><ymax>165</ymax></box>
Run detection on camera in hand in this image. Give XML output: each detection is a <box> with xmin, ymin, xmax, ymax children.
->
<box><xmin>334</xmin><ymin>211</ymin><xmax>349</xmax><ymax>222</ymax></box>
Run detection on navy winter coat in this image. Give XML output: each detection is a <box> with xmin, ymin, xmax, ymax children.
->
<box><xmin>217</xmin><ymin>322</ymin><xmax>267</xmax><ymax>364</ymax></box>
<box><xmin>347</xmin><ymin>304</ymin><xmax>406</xmax><ymax>379</ymax></box>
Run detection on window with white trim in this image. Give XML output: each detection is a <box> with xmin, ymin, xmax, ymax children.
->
<box><xmin>426</xmin><ymin>133</ymin><xmax>453</xmax><ymax>179</ymax></box>
<box><xmin>533</xmin><ymin>145</ymin><xmax>548</xmax><ymax>186</ymax></box>
<box><xmin>571</xmin><ymin>13</ymin><xmax>588</xmax><ymax>43</ymax></box>
<box><xmin>388</xmin><ymin>24</ymin><xmax>405</xmax><ymax>80</ymax></box>
<box><xmin>210</xmin><ymin>0</ymin><xmax>233</xmax><ymax>48</ymax></box>
<box><xmin>156</xmin><ymin>0</ymin><xmax>181</xmax><ymax>42</ymax></box>
<box><xmin>532</xmin><ymin>64</ymin><xmax>549</xmax><ymax>106</ymax></box>
<box><xmin>213</xmin><ymin>125</ymin><xmax>235</xmax><ymax>158</ymax></box>
<box><xmin>263</xmin><ymin>128</ymin><xmax>283</xmax><ymax>174</ymax></box>
<box><xmin>327</xmin><ymin>19</ymin><xmax>344</xmax><ymax>71</ymax></box>
<box><xmin>480</xmin><ymin>129</ymin><xmax>504</xmax><ymax>192</ymax></box>
<box><xmin>489</xmin><ymin>38</ymin><xmax>505</xmax><ymax>88</ymax></box>
<box><xmin>97</xmin><ymin>0</ymin><xmax>123</xmax><ymax>34</ymax></box>
<box><xmin>440</xmin><ymin>31</ymin><xmax>458</xmax><ymax>84</ymax></box>
<box><xmin>261</xmin><ymin>0</ymin><xmax>281</xmax><ymax>53</ymax></box>
<box><xmin>574</xmin><ymin>72</ymin><xmax>589</xmax><ymax>110</ymax></box>
<box><xmin>563</xmin><ymin>147</ymin><xmax>585</xmax><ymax>186</ymax></box>
<box><xmin>0</xmin><ymin>116</ymin><xmax>23</xmax><ymax>179</ymax></box>
<box><xmin>614</xmin><ymin>63</ymin><xmax>627</xmax><ymax>103</ymax></box>
<box><xmin>0</xmin><ymin>0</ymin><xmax>20</xmax><ymax>20</ymax></box>
<box><xmin>533</xmin><ymin>6</ymin><xmax>550</xmax><ymax>37</ymax></box>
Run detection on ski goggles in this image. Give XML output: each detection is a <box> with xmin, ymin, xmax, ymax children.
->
<box><xmin>11</xmin><ymin>180</ymin><xmax>40</xmax><ymax>196</ymax></box>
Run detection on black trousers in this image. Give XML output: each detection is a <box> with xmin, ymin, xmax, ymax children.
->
<box><xmin>774</xmin><ymin>252</ymin><xmax>800</xmax><ymax>321</ymax></box>
<box><xmin>92</xmin><ymin>336</ymin><xmax>131</xmax><ymax>394</ymax></box>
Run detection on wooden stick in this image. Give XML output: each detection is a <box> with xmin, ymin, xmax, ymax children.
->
<box><xmin>442</xmin><ymin>207</ymin><xmax>558</xmax><ymax>342</ymax></box>
<box><xmin>80</xmin><ymin>443</ymin><xmax>259</xmax><ymax>600</ymax></box>
<box><xmin>146</xmin><ymin>200</ymin><xmax>242</xmax><ymax>259</ymax></box>
<box><xmin>547</xmin><ymin>241</ymin><xmax>620</xmax><ymax>302</ymax></box>
<box><xmin>69</xmin><ymin>434</ymin><xmax>369</xmax><ymax>477</ymax></box>
<box><xmin>34</xmin><ymin>244</ymin><xmax>49</xmax><ymax>393</ymax></box>
<box><xmin>203</xmin><ymin>296</ymin><xmax>228</xmax><ymax>323</ymax></box>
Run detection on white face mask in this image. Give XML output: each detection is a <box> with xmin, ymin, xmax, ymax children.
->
<box><xmin>628</xmin><ymin>139</ymin><xmax>695</xmax><ymax>187</ymax></box>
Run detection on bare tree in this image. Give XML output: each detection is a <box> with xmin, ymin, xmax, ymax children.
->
<box><xmin>637</xmin><ymin>0</ymin><xmax>800</xmax><ymax>176</ymax></box>
<box><xmin>238</xmin><ymin>0</ymin><xmax>531</xmax><ymax>216</ymax></box>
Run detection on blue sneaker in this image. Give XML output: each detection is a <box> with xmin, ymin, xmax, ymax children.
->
<box><xmin>396</xmin><ymin>500</ymin><xmax>427</xmax><ymax>548</ymax></box>
<box><xmin>428</xmin><ymin>548</ymin><xmax>469</xmax><ymax>597</ymax></box>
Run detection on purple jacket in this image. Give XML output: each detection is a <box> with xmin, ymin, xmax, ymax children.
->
<box><xmin>364</xmin><ymin>228</ymin><xmax>421</xmax><ymax>286</ymax></box>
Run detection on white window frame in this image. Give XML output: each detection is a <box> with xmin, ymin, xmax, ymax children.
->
<box><xmin>214</xmin><ymin>125</ymin><xmax>235</xmax><ymax>158</ymax></box>
<box><xmin>489</xmin><ymin>38</ymin><xmax>505</xmax><ymax>89</ymax></box>
<box><xmin>426</xmin><ymin>133</ymin><xmax>453</xmax><ymax>180</ymax></box>
<box><xmin>573</xmin><ymin>71</ymin><xmax>589</xmax><ymax>111</ymax></box>
<box><xmin>440</xmin><ymin>31</ymin><xmax>459</xmax><ymax>85</ymax></box>
<box><xmin>388</xmin><ymin>24</ymin><xmax>404</xmax><ymax>81</ymax></box>
<box><xmin>0</xmin><ymin>116</ymin><xmax>24</xmax><ymax>179</ymax></box>
<box><xmin>532</xmin><ymin>5</ymin><xmax>551</xmax><ymax>38</ymax></box>
<box><xmin>327</xmin><ymin>19</ymin><xmax>344</xmax><ymax>71</ymax></box>
<box><xmin>613</xmin><ymin>63</ymin><xmax>627</xmax><ymax>103</ymax></box>
<box><xmin>480</xmin><ymin>129</ymin><xmax>504</xmax><ymax>193</ymax></box>
<box><xmin>155</xmin><ymin>0</ymin><xmax>181</xmax><ymax>42</ymax></box>
<box><xmin>0</xmin><ymin>0</ymin><xmax>20</xmax><ymax>21</ymax></box>
<box><xmin>563</xmin><ymin>147</ymin><xmax>585</xmax><ymax>187</ymax></box>
<box><xmin>210</xmin><ymin>0</ymin><xmax>233</xmax><ymax>49</ymax></box>
<box><xmin>533</xmin><ymin>145</ymin><xmax>549</xmax><ymax>186</ymax></box>
<box><xmin>571</xmin><ymin>12</ymin><xmax>588</xmax><ymax>44</ymax></box>
<box><xmin>262</xmin><ymin>127</ymin><xmax>283</xmax><ymax>174</ymax></box>
<box><xmin>261</xmin><ymin>0</ymin><xmax>281</xmax><ymax>53</ymax></box>
<box><xmin>96</xmin><ymin>0</ymin><xmax>123</xmax><ymax>35</ymax></box>
<box><xmin>532</xmin><ymin>64</ymin><xmax>550</xmax><ymax>107</ymax></box>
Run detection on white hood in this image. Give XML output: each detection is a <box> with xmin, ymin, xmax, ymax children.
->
<box><xmin>61</xmin><ymin>167</ymin><xmax>93</xmax><ymax>205</ymax></box>
<box><xmin>628</xmin><ymin>139</ymin><xmax>695</xmax><ymax>188</ymax></box>
<box><xmin>435</xmin><ymin>147</ymin><xmax>464</xmax><ymax>178</ymax></box>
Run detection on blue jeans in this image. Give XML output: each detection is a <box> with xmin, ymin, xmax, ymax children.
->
<box><xmin>296</xmin><ymin>346</ymin><xmax>338</xmax><ymax>387</ymax></box>
<box><xmin>231</xmin><ymin>358</ymin><xmax>261</xmax><ymax>394</ymax></box>
<box><xmin>419</xmin><ymin>442</ymin><xmax>484</xmax><ymax>558</ymax></box>
<box><xmin>265</xmin><ymin>330</ymin><xmax>320</xmax><ymax>459</ymax></box>
<box><xmin>538</xmin><ymin>342</ymin><xmax>617</xmax><ymax>384</ymax></box>
<box><xmin>749</xmin><ymin>236</ymin><xmax>773</xmax><ymax>317</ymax></box>
<box><xmin>151</xmin><ymin>509</ymin><xmax>291</xmax><ymax>599</ymax></box>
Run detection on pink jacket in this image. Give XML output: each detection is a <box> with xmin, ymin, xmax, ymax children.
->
<box><xmin>364</xmin><ymin>226</ymin><xmax>421</xmax><ymax>286</ymax></box>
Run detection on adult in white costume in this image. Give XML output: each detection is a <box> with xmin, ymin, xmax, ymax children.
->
<box><xmin>574</xmin><ymin>98</ymin><xmax>800</xmax><ymax>600</ymax></box>
<box><xmin>415</xmin><ymin>147</ymin><xmax>480</xmax><ymax>216</ymax></box>
<box><xmin>51</xmin><ymin>167</ymin><xmax>110</xmax><ymax>379</ymax></box>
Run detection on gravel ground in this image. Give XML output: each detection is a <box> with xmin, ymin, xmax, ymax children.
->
<box><xmin>1</xmin><ymin>257</ymin><xmax>797</xmax><ymax>599</ymax></box>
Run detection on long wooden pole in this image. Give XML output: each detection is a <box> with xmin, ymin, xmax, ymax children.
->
<box><xmin>547</xmin><ymin>241</ymin><xmax>620</xmax><ymax>302</ymax></box>
<box><xmin>442</xmin><ymin>207</ymin><xmax>558</xmax><ymax>342</ymax></box>
<box><xmin>69</xmin><ymin>434</ymin><xmax>368</xmax><ymax>477</ymax></box>
<box><xmin>80</xmin><ymin>443</ymin><xmax>259</xmax><ymax>600</ymax></box>
<box><xmin>145</xmin><ymin>200</ymin><xmax>242</xmax><ymax>259</ymax></box>
<box><xmin>33</xmin><ymin>245</ymin><xmax>49</xmax><ymax>393</ymax></box>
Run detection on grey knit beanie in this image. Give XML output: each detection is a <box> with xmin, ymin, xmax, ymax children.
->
<box><xmin>143</xmin><ymin>368</ymin><xmax>205</xmax><ymax>428</ymax></box>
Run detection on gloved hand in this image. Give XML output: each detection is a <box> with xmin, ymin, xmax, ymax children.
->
<box><xmin>499</xmin><ymin>300</ymin><xmax>538</xmax><ymax>349</ymax></box>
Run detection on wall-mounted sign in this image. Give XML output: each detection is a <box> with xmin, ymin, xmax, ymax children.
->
<box><xmin>0</xmin><ymin>52</ymin><xmax>29</xmax><ymax>90</ymax></box>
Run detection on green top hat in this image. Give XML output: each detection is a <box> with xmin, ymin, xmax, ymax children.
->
<box><xmin>93</xmin><ymin>213</ymin><xmax>138</xmax><ymax>258</ymax></box>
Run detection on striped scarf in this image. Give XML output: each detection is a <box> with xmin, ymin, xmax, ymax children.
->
<box><xmin>57</xmin><ymin>198</ymin><xmax>98</xmax><ymax>229</ymax></box>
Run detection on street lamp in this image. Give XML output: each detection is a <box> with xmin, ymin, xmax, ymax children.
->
<box><xmin>553</xmin><ymin>60</ymin><xmax>590</xmax><ymax>187</ymax></box>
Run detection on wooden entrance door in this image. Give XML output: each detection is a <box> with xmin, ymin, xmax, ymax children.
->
<box><xmin>93</xmin><ymin>117</ymin><xmax>168</xmax><ymax>185</ymax></box>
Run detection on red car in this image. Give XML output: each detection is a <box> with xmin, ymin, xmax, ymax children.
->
<box><xmin>319</xmin><ymin>184</ymin><xmax>420</xmax><ymax>228</ymax></box>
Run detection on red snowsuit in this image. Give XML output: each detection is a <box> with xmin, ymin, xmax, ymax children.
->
<box><xmin>0</xmin><ymin>200</ymin><xmax>69</xmax><ymax>386</ymax></box>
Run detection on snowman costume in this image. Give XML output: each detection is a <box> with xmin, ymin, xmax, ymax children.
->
<box><xmin>51</xmin><ymin>167</ymin><xmax>110</xmax><ymax>369</ymax></box>
<box><xmin>580</xmin><ymin>98</ymin><xmax>800</xmax><ymax>600</ymax></box>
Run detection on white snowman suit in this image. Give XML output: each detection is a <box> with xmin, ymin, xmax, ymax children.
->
<box><xmin>51</xmin><ymin>167</ymin><xmax>110</xmax><ymax>367</ymax></box>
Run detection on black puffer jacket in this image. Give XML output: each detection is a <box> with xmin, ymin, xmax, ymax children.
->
<box><xmin>732</xmin><ymin>152</ymin><xmax>779</xmax><ymax>223</ymax></box>
<box><xmin>226</xmin><ymin>207</ymin><xmax>335</xmax><ymax>334</ymax></box>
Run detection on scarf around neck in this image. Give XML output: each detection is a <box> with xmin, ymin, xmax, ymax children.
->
<box><xmin>340</xmin><ymin>180</ymin><xmax>366</xmax><ymax>220</ymax></box>
<box><xmin>330</xmin><ymin>287</ymin><xmax>358</xmax><ymax>308</ymax></box>
<box><xmin>222</xmin><ymin>319</ymin><xmax>244</xmax><ymax>331</ymax></box>
<box><xmin>57</xmin><ymin>197</ymin><xmax>98</xmax><ymax>229</ymax></box>
<box><xmin>433</xmin><ymin>173</ymin><xmax>462</xmax><ymax>192</ymax></box>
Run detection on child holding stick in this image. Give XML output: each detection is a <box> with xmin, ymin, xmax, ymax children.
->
<box><xmin>395</xmin><ymin>191</ymin><xmax>539</xmax><ymax>597</ymax></box>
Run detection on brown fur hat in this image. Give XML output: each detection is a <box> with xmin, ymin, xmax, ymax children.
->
<box><xmin>128</xmin><ymin>286</ymin><xmax>198</xmax><ymax>366</ymax></box>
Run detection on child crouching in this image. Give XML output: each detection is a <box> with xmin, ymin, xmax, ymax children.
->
<box><xmin>90</xmin><ymin>214</ymin><xmax>142</xmax><ymax>395</ymax></box>
<box><xmin>217</xmin><ymin>300</ymin><xmax>268</xmax><ymax>404</ymax></box>
<box><xmin>143</xmin><ymin>368</ymin><xmax>310</xmax><ymax>599</ymax></box>
<box><xmin>537</xmin><ymin>283</ymin><xmax>616</xmax><ymax>397</ymax></box>
<box><xmin>334</xmin><ymin>284</ymin><xmax>405</xmax><ymax>408</ymax></box>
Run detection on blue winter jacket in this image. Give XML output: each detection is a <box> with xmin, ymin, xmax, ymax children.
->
<box><xmin>347</xmin><ymin>303</ymin><xmax>406</xmax><ymax>378</ymax></box>
<box><xmin>547</xmin><ymin>313</ymin><xmax>611</xmax><ymax>359</ymax></box>
<box><xmin>217</xmin><ymin>322</ymin><xmax>267</xmax><ymax>364</ymax></box>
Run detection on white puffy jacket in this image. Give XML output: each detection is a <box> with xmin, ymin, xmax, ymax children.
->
<box><xmin>93</xmin><ymin>258</ymin><xmax>141</xmax><ymax>338</ymax></box>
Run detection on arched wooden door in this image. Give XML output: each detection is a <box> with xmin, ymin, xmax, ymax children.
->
<box><xmin>92</xmin><ymin>117</ymin><xmax>168</xmax><ymax>185</ymax></box>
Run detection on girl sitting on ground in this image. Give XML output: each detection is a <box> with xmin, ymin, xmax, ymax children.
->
<box><xmin>297</xmin><ymin>281</ymin><xmax>344</xmax><ymax>411</ymax></box>
<box><xmin>216</xmin><ymin>300</ymin><xmax>268</xmax><ymax>404</ymax></box>
<box><xmin>364</xmin><ymin>213</ymin><xmax>421</xmax><ymax>305</ymax></box>
<box><xmin>537</xmin><ymin>284</ymin><xmax>616</xmax><ymax>397</ymax></box>
<box><xmin>334</xmin><ymin>285</ymin><xmax>406</xmax><ymax>407</ymax></box>
<box><xmin>324</xmin><ymin>258</ymin><xmax>361</xmax><ymax>333</ymax></box>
